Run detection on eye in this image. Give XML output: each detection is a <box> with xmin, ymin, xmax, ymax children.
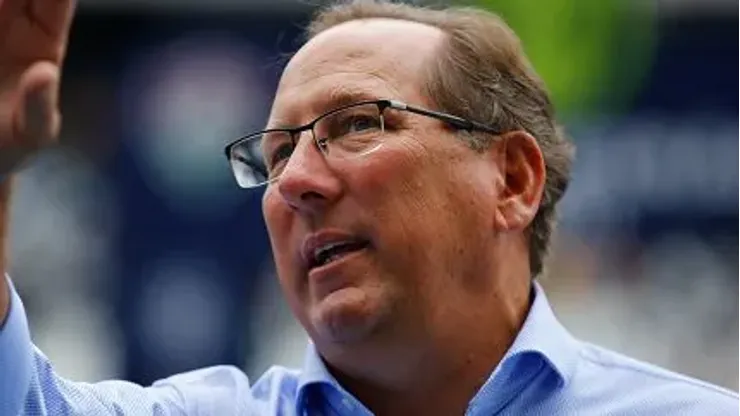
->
<box><xmin>344</xmin><ymin>114</ymin><xmax>381</xmax><ymax>133</ymax></box>
<box><xmin>268</xmin><ymin>142</ymin><xmax>294</xmax><ymax>170</ymax></box>
<box><xmin>327</xmin><ymin>111</ymin><xmax>382</xmax><ymax>139</ymax></box>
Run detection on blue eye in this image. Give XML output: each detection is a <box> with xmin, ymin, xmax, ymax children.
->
<box><xmin>346</xmin><ymin>115</ymin><xmax>380</xmax><ymax>133</ymax></box>
<box><xmin>327</xmin><ymin>114</ymin><xmax>381</xmax><ymax>139</ymax></box>
<box><xmin>314</xmin><ymin>103</ymin><xmax>384</xmax><ymax>149</ymax></box>
<box><xmin>269</xmin><ymin>143</ymin><xmax>294</xmax><ymax>168</ymax></box>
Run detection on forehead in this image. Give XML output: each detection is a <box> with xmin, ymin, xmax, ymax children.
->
<box><xmin>271</xmin><ymin>18</ymin><xmax>445</xmax><ymax>123</ymax></box>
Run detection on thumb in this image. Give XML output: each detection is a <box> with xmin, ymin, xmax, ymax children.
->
<box><xmin>14</xmin><ymin>61</ymin><xmax>62</xmax><ymax>146</ymax></box>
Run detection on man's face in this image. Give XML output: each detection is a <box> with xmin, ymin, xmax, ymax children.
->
<box><xmin>262</xmin><ymin>19</ymin><xmax>505</xmax><ymax>349</ymax></box>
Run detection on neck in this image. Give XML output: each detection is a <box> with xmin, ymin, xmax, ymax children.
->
<box><xmin>0</xmin><ymin>178</ymin><xmax>11</xmax><ymax>274</ymax></box>
<box><xmin>325</xmin><ymin>269</ymin><xmax>532</xmax><ymax>415</ymax></box>
<box><xmin>0</xmin><ymin>178</ymin><xmax>13</xmax><ymax>323</ymax></box>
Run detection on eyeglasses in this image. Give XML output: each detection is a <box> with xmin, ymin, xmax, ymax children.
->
<box><xmin>224</xmin><ymin>99</ymin><xmax>501</xmax><ymax>189</ymax></box>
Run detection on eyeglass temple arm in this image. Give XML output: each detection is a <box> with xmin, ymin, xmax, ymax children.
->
<box><xmin>387</xmin><ymin>100</ymin><xmax>501</xmax><ymax>135</ymax></box>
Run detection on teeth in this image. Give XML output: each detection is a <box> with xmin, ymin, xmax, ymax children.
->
<box><xmin>325</xmin><ymin>252</ymin><xmax>344</xmax><ymax>264</ymax></box>
<box><xmin>314</xmin><ymin>242</ymin><xmax>350</xmax><ymax>263</ymax></box>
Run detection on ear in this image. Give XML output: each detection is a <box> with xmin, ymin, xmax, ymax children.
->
<box><xmin>492</xmin><ymin>131</ymin><xmax>546</xmax><ymax>231</ymax></box>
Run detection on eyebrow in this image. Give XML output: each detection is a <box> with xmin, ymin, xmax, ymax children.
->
<box><xmin>319</xmin><ymin>88</ymin><xmax>381</xmax><ymax>112</ymax></box>
<box><xmin>266</xmin><ymin>86</ymin><xmax>384</xmax><ymax>131</ymax></box>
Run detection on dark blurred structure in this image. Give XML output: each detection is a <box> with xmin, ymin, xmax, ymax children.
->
<box><xmin>7</xmin><ymin>0</ymin><xmax>738</xmax><ymax>390</ymax></box>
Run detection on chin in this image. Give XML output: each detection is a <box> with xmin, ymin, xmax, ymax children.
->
<box><xmin>310</xmin><ymin>286</ymin><xmax>386</xmax><ymax>344</ymax></box>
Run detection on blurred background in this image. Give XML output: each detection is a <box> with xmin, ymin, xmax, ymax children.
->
<box><xmin>6</xmin><ymin>0</ymin><xmax>738</xmax><ymax>391</ymax></box>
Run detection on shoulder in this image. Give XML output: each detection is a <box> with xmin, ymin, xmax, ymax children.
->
<box><xmin>155</xmin><ymin>364</ymin><xmax>303</xmax><ymax>415</ymax></box>
<box><xmin>570</xmin><ymin>342</ymin><xmax>738</xmax><ymax>415</ymax></box>
<box><xmin>153</xmin><ymin>365</ymin><xmax>253</xmax><ymax>414</ymax></box>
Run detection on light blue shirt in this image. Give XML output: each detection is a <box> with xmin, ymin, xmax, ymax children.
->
<box><xmin>1</xmin><ymin>275</ymin><xmax>737</xmax><ymax>415</ymax></box>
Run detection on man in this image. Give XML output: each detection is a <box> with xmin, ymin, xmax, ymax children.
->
<box><xmin>0</xmin><ymin>0</ymin><xmax>736</xmax><ymax>415</ymax></box>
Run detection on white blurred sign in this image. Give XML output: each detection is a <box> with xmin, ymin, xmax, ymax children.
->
<box><xmin>122</xmin><ymin>32</ymin><xmax>270</xmax><ymax>217</ymax></box>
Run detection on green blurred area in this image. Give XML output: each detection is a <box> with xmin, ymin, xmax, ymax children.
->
<box><xmin>466</xmin><ymin>0</ymin><xmax>657</xmax><ymax>118</ymax></box>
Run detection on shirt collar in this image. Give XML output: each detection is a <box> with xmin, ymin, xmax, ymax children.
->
<box><xmin>496</xmin><ymin>280</ymin><xmax>580</xmax><ymax>387</ymax></box>
<box><xmin>298</xmin><ymin>341</ymin><xmax>336</xmax><ymax>389</ymax></box>
<box><xmin>295</xmin><ymin>281</ymin><xmax>580</xmax><ymax>412</ymax></box>
<box><xmin>295</xmin><ymin>341</ymin><xmax>343</xmax><ymax>412</ymax></box>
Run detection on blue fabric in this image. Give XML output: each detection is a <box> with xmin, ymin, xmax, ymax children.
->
<box><xmin>2</xmin><ymin>274</ymin><xmax>737</xmax><ymax>415</ymax></box>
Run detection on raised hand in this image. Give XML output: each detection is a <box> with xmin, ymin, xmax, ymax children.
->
<box><xmin>0</xmin><ymin>0</ymin><xmax>76</xmax><ymax>175</ymax></box>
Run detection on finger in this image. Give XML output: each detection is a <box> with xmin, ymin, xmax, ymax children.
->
<box><xmin>14</xmin><ymin>61</ymin><xmax>61</xmax><ymax>143</ymax></box>
<box><xmin>0</xmin><ymin>0</ymin><xmax>24</xmax><ymax>30</ymax></box>
<box><xmin>31</xmin><ymin>0</ymin><xmax>76</xmax><ymax>39</ymax></box>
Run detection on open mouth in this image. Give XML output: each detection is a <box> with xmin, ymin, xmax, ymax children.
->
<box><xmin>311</xmin><ymin>240</ymin><xmax>369</xmax><ymax>270</ymax></box>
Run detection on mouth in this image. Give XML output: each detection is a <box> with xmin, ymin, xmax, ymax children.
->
<box><xmin>301</xmin><ymin>231</ymin><xmax>371</xmax><ymax>272</ymax></box>
<box><xmin>309</xmin><ymin>240</ymin><xmax>369</xmax><ymax>271</ymax></box>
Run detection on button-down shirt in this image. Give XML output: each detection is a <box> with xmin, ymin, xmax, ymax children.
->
<box><xmin>1</xmin><ymin>275</ymin><xmax>737</xmax><ymax>415</ymax></box>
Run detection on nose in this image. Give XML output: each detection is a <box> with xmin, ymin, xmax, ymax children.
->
<box><xmin>276</xmin><ymin>132</ymin><xmax>342</xmax><ymax>215</ymax></box>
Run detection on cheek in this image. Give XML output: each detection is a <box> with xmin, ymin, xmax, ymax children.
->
<box><xmin>262</xmin><ymin>187</ymin><xmax>288</xmax><ymax>243</ymax></box>
<box><xmin>346</xmin><ymin>146</ymin><xmax>432</xmax><ymax>222</ymax></box>
<box><xmin>262</xmin><ymin>189</ymin><xmax>310</xmax><ymax>314</ymax></box>
<box><xmin>262</xmin><ymin>188</ymin><xmax>297</xmax><ymax>279</ymax></box>
<box><xmin>351</xmin><ymin>144</ymin><xmax>494</xmax><ymax>260</ymax></box>
<box><xmin>345</xmin><ymin>146</ymin><xmax>457</xmax><ymax>262</ymax></box>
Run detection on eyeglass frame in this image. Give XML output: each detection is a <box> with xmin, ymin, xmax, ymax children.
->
<box><xmin>223</xmin><ymin>99</ymin><xmax>503</xmax><ymax>188</ymax></box>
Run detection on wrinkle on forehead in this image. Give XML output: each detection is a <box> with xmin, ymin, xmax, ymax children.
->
<box><xmin>273</xmin><ymin>71</ymin><xmax>401</xmax><ymax>125</ymax></box>
<box><xmin>271</xmin><ymin>18</ymin><xmax>445</xmax><ymax>124</ymax></box>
